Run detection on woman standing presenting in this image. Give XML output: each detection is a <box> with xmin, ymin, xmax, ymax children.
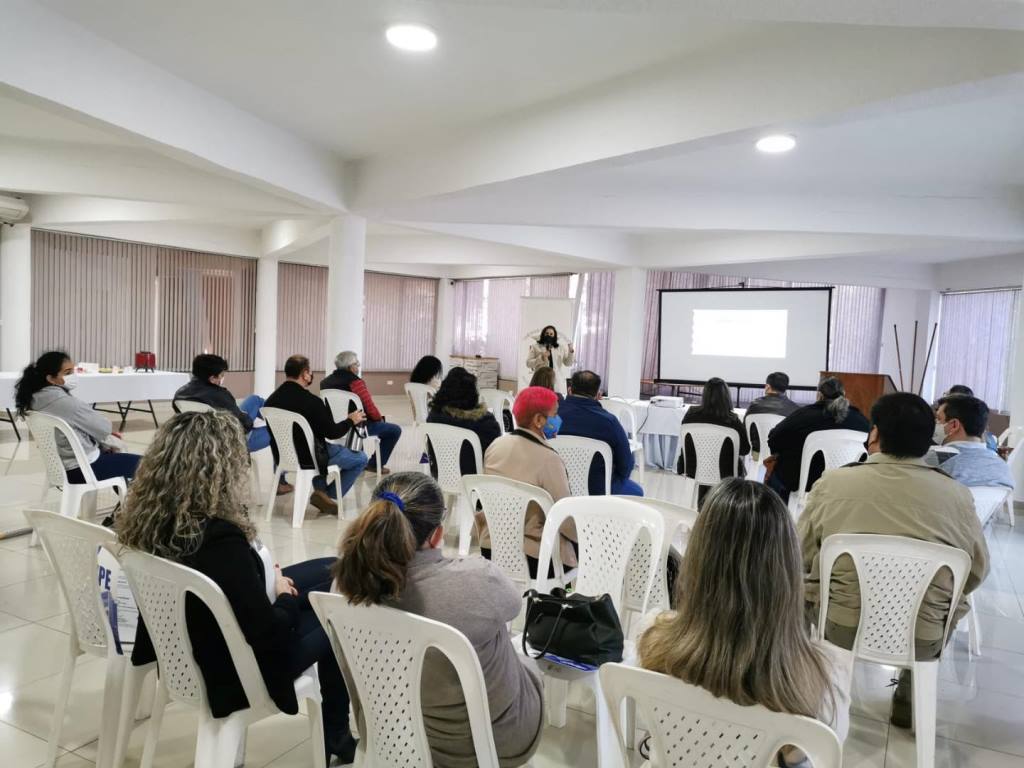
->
<box><xmin>525</xmin><ymin>325</ymin><xmax>574</xmax><ymax>396</ymax></box>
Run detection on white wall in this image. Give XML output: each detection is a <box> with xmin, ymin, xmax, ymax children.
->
<box><xmin>935</xmin><ymin>253</ymin><xmax>1024</xmax><ymax>291</ymax></box>
<box><xmin>878</xmin><ymin>288</ymin><xmax>941</xmax><ymax>399</ymax></box>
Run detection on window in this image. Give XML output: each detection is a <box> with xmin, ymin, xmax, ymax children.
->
<box><xmin>362</xmin><ymin>272</ymin><xmax>438</xmax><ymax>371</ymax></box>
<box><xmin>934</xmin><ymin>289</ymin><xmax>1020</xmax><ymax>411</ymax></box>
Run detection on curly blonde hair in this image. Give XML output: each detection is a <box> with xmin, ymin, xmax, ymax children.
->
<box><xmin>116</xmin><ymin>410</ymin><xmax>255</xmax><ymax>559</ymax></box>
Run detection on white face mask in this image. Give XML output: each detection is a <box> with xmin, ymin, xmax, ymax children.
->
<box><xmin>63</xmin><ymin>379</ymin><xmax>77</xmax><ymax>391</ymax></box>
<box><xmin>933</xmin><ymin>422</ymin><xmax>947</xmax><ymax>445</ymax></box>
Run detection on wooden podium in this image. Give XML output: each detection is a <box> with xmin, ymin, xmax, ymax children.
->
<box><xmin>820</xmin><ymin>372</ymin><xmax>898</xmax><ymax>417</ymax></box>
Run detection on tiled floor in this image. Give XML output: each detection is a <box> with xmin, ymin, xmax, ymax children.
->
<box><xmin>0</xmin><ymin>395</ymin><xmax>1020</xmax><ymax>767</ymax></box>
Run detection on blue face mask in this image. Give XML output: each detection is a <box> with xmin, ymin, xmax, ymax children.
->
<box><xmin>542</xmin><ymin>414</ymin><xmax>562</xmax><ymax>439</ymax></box>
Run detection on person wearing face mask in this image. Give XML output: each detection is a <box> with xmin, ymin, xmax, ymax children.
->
<box><xmin>264</xmin><ymin>355</ymin><xmax>368</xmax><ymax>515</ymax></box>
<box><xmin>797</xmin><ymin>392</ymin><xmax>988</xmax><ymax>730</ymax></box>
<box><xmin>932</xmin><ymin>395</ymin><xmax>1014</xmax><ymax>488</ymax></box>
<box><xmin>483</xmin><ymin>386</ymin><xmax>578</xmax><ymax>574</ymax></box>
<box><xmin>321</xmin><ymin>350</ymin><xmax>402</xmax><ymax>475</ymax></box>
<box><xmin>525</xmin><ymin>325</ymin><xmax>575</xmax><ymax>396</ymax></box>
<box><xmin>15</xmin><ymin>350</ymin><xmax>142</xmax><ymax>483</ymax></box>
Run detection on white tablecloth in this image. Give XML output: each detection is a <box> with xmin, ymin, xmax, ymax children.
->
<box><xmin>629</xmin><ymin>400</ymin><xmax>747</xmax><ymax>470</ymax></box>
<box><xmin>0</xmin><ymin>370</ymin><xmax>188</xmax><ymax>409</ymax></box>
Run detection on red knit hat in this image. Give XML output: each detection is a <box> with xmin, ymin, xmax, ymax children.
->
<box><xmin>512</xmin><ymin>386</ymin><xmax>557</xmax><ymax>425</ymax></box>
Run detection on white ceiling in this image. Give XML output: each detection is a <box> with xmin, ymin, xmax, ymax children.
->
<box><xmin>1</xmin><ymin>0</ymin><xmax>1022</xmax><ymax>283</ymax></box>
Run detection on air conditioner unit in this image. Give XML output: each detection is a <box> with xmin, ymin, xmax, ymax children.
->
<box><xmin>0</xmin><ymin>195</ymin><xmax>29</xmax><ymax>224</ymax></box>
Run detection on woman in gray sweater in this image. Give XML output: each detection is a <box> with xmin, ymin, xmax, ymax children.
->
<box><xmin>333</xmin><ymin>472</ymin><xmax>543</xmax><ymax>768</ymax></box>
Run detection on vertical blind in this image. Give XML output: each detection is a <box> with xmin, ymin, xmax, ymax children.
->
<box><xmin>276</xmin><ymin>264</ymin><xmax>439</xmax><ymax>372</ymax></box>
<box><xmin>934</xmin><ymin>289</ymin><xmax>1020</xmax><ymax>411</ymax></box>
<box><xmin>363</xmin><ymin>272</ymin><xmax>438</xmax><ymax>371</ymax></box>
<box><xmin>276</xmin><ymin>262</ymin><xmax>329</xmax><ymax>370</ymax></box>
<box><xmin>31</xmin><ymin>230</ymin><xmax>256</xmax><ymax>371</ymax></box>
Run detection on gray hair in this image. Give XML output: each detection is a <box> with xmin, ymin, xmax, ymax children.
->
<box><xmin>818</xmin><ymin>376</ymin><xmax>850</xmax><ymax>424</ymax></box>
<box><xmin>335</xmin><ymin>350</ymin><xmax>358</xmax><ymax>370</ymax></box>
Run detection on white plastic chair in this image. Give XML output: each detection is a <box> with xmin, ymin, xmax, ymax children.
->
<box><xmin>529</xmin><ymin>496</ymin><xmax>665</xmax><ymax>768</ymax></box>
<box><xmin>422</xmin><ymin>423</ymin><xmax>483</xmax><ymax>556</ymax></box>
<box><xmin>26</xmin><ymin>411</ymin><xmax>128</xmax><ymax>546</ymax></box>
<box><xmin>959</xmin><ymin>485</ymin><xmax>1015</xmax><ymax>657</ymax></box>
<box><xmin>260</xmin><ymin>407</ymin><xmax>345</xmax><ymax>528</ymax></box>
<box><xmin>599</xmin><ymin>663</ymin><xmax>842</xmax><ymax>768</ymax></box>
<box><xmin>744</xmin><ymin>412</ymin><xmax>785</xmax><ymax>480</ymax></box>
<box><xmin>404</xmin><ymin>382</ymin><xmax>435</xmax><ymax>425</ymax></box>
<box><xmin>480</xmin><ymin>388</ymin><xmax>516</xmax><ymax>435</ymax></box>
<box><xmin>673</xmin><ymin>423</ymin><xmax>740</xmax><ymax>508</ymax></box>
<box><xmin>548</xmin><ymin>435</ymin><xmax>613</xmax><ymax>496</ymax></box>
<box><xmin>322</xmin><ymin>388</ymin><xmax>382</xmax><ymax>484</ymax></box>
<box><xmin>116</xmin><ymin>549</ymin><xmax>326</xmax><ymax>768</ymax></box>
<box><xmin>620</xmin><ymin>497</ymin><xmax>698</xmax><ymax>622</ymax></box>
<box><xmin>602</xmin><ymin>398</ymin><xmax>645</xmax><ymax>485</ymax></box>
<box><xmin>462</xmin><ymin>474</ymin><xmax>562</xmax><ymax>594</ymax></box>
<box><xmin>818</xmin><ymin>533</ymin><xmax>970</xmax><ymax>768</ymax></box>
<box><xmin>172</xmin><ymin>400</ymin><xmax>213</xmax><ymax>414</ymax></box>
<box><xmin>23</xmin><ymin>509</ymin><xmax>156</xmax><ymax>768</ymax></box>
<box><xmin>790</xmin><ymin>429</ymin><xmax>868</xmax><ymax>516</ymax></box>
<box><xmin>310</xmin><ymin>592</ymin><xmax>507</xmax><ymax>768</ymax></box>
<box><xmin>1006</xmin><ymin>439</ymin><xmax>1024</xmax><ymax>515</ymax></box>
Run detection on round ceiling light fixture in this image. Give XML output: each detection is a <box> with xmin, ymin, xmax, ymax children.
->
<box><xmin>755</xmin><ymin>134</ymin><xmax>797</xmax><ymax>154</ymax></box>
<box><xmin>385</xmin><ymin>23</ymin><xmax>438</xmax><ymax>52</ymax></box>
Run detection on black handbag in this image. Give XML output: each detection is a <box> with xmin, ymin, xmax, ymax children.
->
<box><xmin>521</xmin><ymin>588</ymin><xmax>624</xmax><ymax>667</ymax></box>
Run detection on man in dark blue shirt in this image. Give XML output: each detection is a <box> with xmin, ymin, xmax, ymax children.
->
<box><xmin>557</xmin><ymin>370</ymin><xmax>643</xmax><ymax>496</ymax></box>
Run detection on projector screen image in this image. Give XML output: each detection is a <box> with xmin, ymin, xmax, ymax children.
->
<box><xmin>659</xmin><ymin>288</ymin><xmax>831</xmax><ymax>388</ymax></box>
<box><xmin>692</xmin><ymin>309</ymin><xmax>788</xmax><ymax>358</ymax></box>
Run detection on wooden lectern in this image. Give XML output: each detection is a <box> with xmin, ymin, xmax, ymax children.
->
<box><xmin>820</xmin><ymin>372</ymin><xmax>898</xmax><ymax>417</ymax></box>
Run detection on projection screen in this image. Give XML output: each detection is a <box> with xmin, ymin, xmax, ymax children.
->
<box><xmin>657</xmin><ymin>288</ymin><xmax>832</xmax><ymax>388</ymax></box>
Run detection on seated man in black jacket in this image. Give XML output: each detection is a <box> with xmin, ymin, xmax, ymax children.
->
<box><xmin>175</xmin><ymin>354</ymin><xmax>292</xmax><ymax>494</ymax></box>
<box><xmin>265</xmin><ymin>355</ymin><xmax>368</xmax><ymax>515</ymax></box>
<box><xmin>745</xmin><ymin>371</ymin><xmax>800</xmax><ymax>455</ymax></box>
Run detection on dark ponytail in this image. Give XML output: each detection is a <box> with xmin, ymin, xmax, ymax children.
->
<box><xmin>15</xmin><ymin>351</ymin><xmax>70</xmax><ymax>416</ymax></box>
<box><xmin>332</xmin><ymin>472</ymin><xmax>446</xmax><ymax>605</ymax></box>
<box><xmin>818</xmin><ymin>376</ymin><xmax>850</xmax><ymax>424</ymax></box>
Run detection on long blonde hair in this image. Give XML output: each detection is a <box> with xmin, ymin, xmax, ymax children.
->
<box><xmin>638</xmin><ymin>479</ymin><xmax>834</xmax><ymax>718</ymax></box>
<box><xmin>116</xmin><ymin>410</ymin><xmax>255</xmax><ymax>559</ymax></box>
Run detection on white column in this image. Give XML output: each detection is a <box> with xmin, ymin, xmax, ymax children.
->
<box><xmin>0</xmin><ymin>223</ymin><xmax>32</xmax><ymax>371</ymax></box>
<box><xmin>324</xmin><ymin>214</ymin><xmax>366</xmax><ymax>371</ymax></box>
<box><xmin>434</xmin><ymin>277</ymin><xmax>455</xmax><ymax>367</ymax></box>
<box><xmin>606</xmin><ymin>268</ymin><xmax>647</xmax><ymax>399</ymax></box>
<box><xmin>254</xmin><ymin>256</ymin><xmax>278</xmax><ymax>397</ymax></box>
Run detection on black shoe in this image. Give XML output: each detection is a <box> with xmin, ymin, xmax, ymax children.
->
<box><xmin>889</xmin><ymin>672</ymin><xmax>913</xmax><ymax>729</ymax></box>
<box><xmin>325</xmin><ymin>732</ymin><xmax>357</xmax><ymax>766</ymax></box>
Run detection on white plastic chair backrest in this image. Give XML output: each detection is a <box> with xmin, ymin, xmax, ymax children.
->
<box><xmin>998</xmin><ymin>425</ymin><xmax>1024</xmax><ymax>449</ymax></box>
<box><xmin>1008</xmin><ymin>440</ymin><xmax>1024</xmax><ymax>500</ymax></box>
<box><xmin>174</xmin><ymin>400</ymin><xmax>213</xmax><ymax>413</ymax></box>
<box><xmin>970</xmin><ymin>485</ymin><xmax>1012</xmax><ymax>528</ymax></box>
<box><xmin>547</xmin><ymin>435</ymin><xmax>613</xmax><ymax>496</ymax></box>
<box><xmin>404</xmin><ymin>383</ymin><xmax>434</xmax><ymax>425</ymax></box>
<box><xmin>462</xmin><ymin>474</ymin><xmax>551</xmax><ymax>590</ymax></box>
<box><xmin>796</xmin><ymin>429</ymin><xmax>868</xmax><ymax>494</ymax></box>
<box><xmin>744</xmin><ymin>413</ymin><xmax>785</xmax><ymax>451</ymax></box>
<box><xmin>114</xmin><ymin>548</ymin><xmax>273</xmax><ymax>712</ymax></box>
<box><xmin>421</xmin><ymin>423</ymin><xmax>483</xmax><ymax>494</ymax></box>
<box><xmin>535</xmin><ymin>496</ymin><xmax>665</xmax><ymax>616</ymax></box>
<box><xmin>620</xmin><ymin>497</ymin><xmax>698</xmax><ymax>613</ymax></box>
<box><xmin>26</xmin><ymin>411</ymin><xmax>98</xmax><ymax>488</ymax></box>
<box><xmin>310</xmin><ymin>592</ymin><xmax>502</xmax><ymax>768</ymax></box>
<box><xmin>479</xmin><ymin>388</ymin><xmax>515</xmax><ymax>431</ymax></box>
<box><xmin>23</xmin><ymin>509</ymin><xmax>116</xmax><ymax>657</ymax></box>
<box><xmin>676</xmin><ymin>423</ymin><xmax>740</xmax><ymax>485</ymax></box>
<box><xmin>599</xmin><ymin>663</ymin><xmax>842</xmax><ymax>768</ymax></box>
<box><xmin>601</xmin><ymin>398</ymin><xmax>638</xmax><ymax>440</ymax></box>
<box><xmin>260</xmin><ymin>406</ymin><xmax>320</xmax><ymax>473</ymax></box>
<box><xmin>817</xmin><ymin>533</ymin><xmax>970</xmax><ymax>667</ymax></box>
<box><xmin>322</xmin><ymin>388</ymin><xmax>362</xmax><ymax>424</ymax></box>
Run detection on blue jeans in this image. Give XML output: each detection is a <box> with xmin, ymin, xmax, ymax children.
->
<box><xmin>612</xmin><ymin>476</ymin><xmax>644</xmax><ymax>497</ymax></box>
<box><xmin>315</xmin><ymin>442</ymin><xmax>368</xmax><ymax>499</ymax></box>
<box><xmin>365</xmin><ymin>420</ymin><xmax>401</xmax><ymax>466</ymax></box>
<box><xmin>240</xmin><ymin>395</ymin><xmax>271</xmax><ymax>453</ymax></box>
<box><xmin>67</xmin><ymin>451</ymin><xmax>142</xmax><ymax>484</ymax></box>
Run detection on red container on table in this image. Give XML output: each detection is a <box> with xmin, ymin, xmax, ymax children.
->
<box><xmin>134</xmin><ymin>351</ymin><xmax>156</xmax><ymax>371</ymax></box>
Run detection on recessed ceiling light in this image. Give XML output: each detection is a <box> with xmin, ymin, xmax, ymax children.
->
<box><xmin>386</xmin><ymin>24</ymin><xmax>438</xmax><ymax>52</ymax></box>
<box><xmin>755</xmin><ymin>134</ymin><xmax>796</xmax><ymax>154</ymax></box>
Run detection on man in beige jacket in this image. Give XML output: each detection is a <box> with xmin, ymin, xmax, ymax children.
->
<box><xmin>483</xmin><ymin>385</ymin><xmax>577</xmax><ymax>573</ymax></box>
<box><xmin>798</xmin><ymin>392</ymin><xmax>989</xmax><ymax>728</ymax></box>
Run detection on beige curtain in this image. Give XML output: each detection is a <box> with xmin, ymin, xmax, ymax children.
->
<box><xmin>363</xmin><ymin>272</ymin><xmax>438</xmax><ymax>371</ymax></box>
<box><xmin>31</xmin><ymin>230</ymin><xmax>255</xmax><ymax>371</ymax></box>
<box><xmin>276</xmin><ymin>262</ymin><xmax>328</xmax><ymax>370</ymax></box>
